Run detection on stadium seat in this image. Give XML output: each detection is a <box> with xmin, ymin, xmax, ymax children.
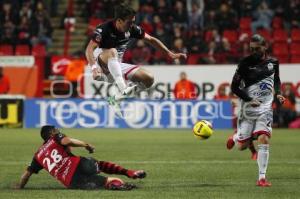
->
<box><xmin>15</xmin><ymin>45</ymin><xmax>30</xmax><ymax>55</ymax></box>
<box><xmin>187</xmin><ymin>54</ymin><xmax>202</xmax><ymax>65</ymax></box>
<box><xmin>204</xmin><ymin>30</ymin><xmax>213</xmax><ymax>42</ymax></box>
<box><xmin>151</xmin><ymin>50</ymin><xmax>170</xmax><ymax>63</ymax></box>
<box><xmin>272</xmin><ymin>43</ymin><xmax>289</xmax><ymax>56</ymax></box>
<box><xmin>89</xmin><ymin>18</ymin><xmax>103</xmax><ymax>27</ymax></box>
<box><xmin>276</xmin><ymin>55</ymin><xmax>289</xmax><ymax>63</ymax></box>
<box><xmin>239</xmin><ymin>17</ymin><xmax>252</xmax><ymax>31</ymax></box>
<box><xmin>32</xmin><ymin>44</ymin><xmax>46</xmax><ymax>57</ymax></box>
<box><xmin>290</xmin><ymin>43</ymin><xmax>300</xmax><ymax>55</ymax></box>
<box><xmin>272</xmin><ymin>17</ymin><xmax>283</xmax><ymax>29</ymax></box>
<box><xmin>273</xmin><ymin>29</ymin><xmax>288</xmax><ymax>43</ymax></box>
<box><xmin>256</xmin><ymin>29</ymin><xmax>271</xmax><ymax>41</ymax></box>
<box><xmin>223</xmin><ymin>30</ymin><xmax>238</xmax><ymax>43</ymax></box>
<box><xmin>239</xmin><ymin>30</ymin><xmax>252</xmax><ymax>41</ymax></box>
<box><xmin>0</xmin><ymin>45</ymin><xmax>14</xmax><ymax>55</ymax></box>
<box><xmin>87</xmin><ymin>18</ymin><xmax>104</xmax><ymax>34</ymax></box>
<box><xmin>290</xmin><ymin>55</ymin><xmax>300</xmax><ymax>63</ymax></box>
<box><xmin>291</xmin><ymin>29</ymin><xmax>300</xmax><ymax>42</ymax></box>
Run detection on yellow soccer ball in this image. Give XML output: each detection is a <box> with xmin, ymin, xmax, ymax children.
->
<box><xmin>193</xmin><ymin>120</ymin><xmax>213</xmax><ymax>140</ymax></box>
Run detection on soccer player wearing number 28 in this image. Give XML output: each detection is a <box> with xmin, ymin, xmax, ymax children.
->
<box><xmin>16</xmin><ymin>126</ymin><xmax>146</xmax><ymax>190</ymax></box>
<box><xmin>227</xmin><ymin>34</ymin><xmax>285</xmax><ymax>187</ymax></box>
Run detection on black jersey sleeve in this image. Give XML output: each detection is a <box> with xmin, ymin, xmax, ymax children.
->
<box><xmin>273</xmin><ymin>60</ymin><xmax>282</xmax><ymax>95</ymax></box>
<box><xmin>53</xmin><ymin>133</ymin><xmax>66</xmax><ymax>145</ymax></box>
<box><xmin>231</xmin><ymin>64</ymin><xmax>253</xmax><ymax>102</ymax></box>
<box><xmin>130</xmin><ymin>25</ymin><xmax>145</xmax><ymax>39</ymax></box>
<box><xmin>27</xmin><ymin>157</ymin><xmax>43</xmax><ymax>174</ymax></box>
<box><xmin>91</xmin><ymin>25</ymin><xmax>104</xmax><ymax>45</ymax></box>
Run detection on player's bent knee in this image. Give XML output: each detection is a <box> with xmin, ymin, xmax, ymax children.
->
<box><xmin>93</xmin><ymin>74</ymin><xmax>107</xmax><ymax>82</ymax></box>
<box><xmin>93</xmin><ymin>74</ymin><xmax>100</xmax><ymax>81</ymax></box>
<box><xmin>237</xmin><ymin>143</ymin><xmax>248</xmax><ymax>151</ymax></box>
<box><xmin>106</xmin><ymin>48</ymin><xmax>118</xmax><ymax>58</ymax></box>
<box><xmin>143</xmin><ymin>73</ymin><xmax>154</xmax><ymax>88</ymax></box>
<box><xmin>258</xmin><ymin>134</ymin><xmax>269</xmax><ymax>144</ymax></box>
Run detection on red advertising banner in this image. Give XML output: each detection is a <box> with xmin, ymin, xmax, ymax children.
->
<box><xmin>51</xmin><ymin>56</ymin><xmax>71</xmax><ymax>75</ymax></box>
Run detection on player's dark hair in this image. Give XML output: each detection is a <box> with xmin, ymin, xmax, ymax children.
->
<box><xmin>114</xmin><ymin>4</ymin><xmax>136</xmax><ymax>20</ymax></box>
<box><xmin>251</xmin><ymin>34</ymin><xmax>266</xmax><ymax>46</ymax></box>
<box><xmin>40</xmin><ymin>125</ymin><xmax>55</xmax><ymax>141</ymax></box>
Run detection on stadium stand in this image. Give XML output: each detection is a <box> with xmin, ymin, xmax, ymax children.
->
<box><xmin>15</xmin><ymin>44</ymin><xmax>31</xmax><ymax>55</ymax></box>
<box><xmin>1</xmin><ymin>0</ymin><xmax>299</xmax><ymax>65</ymax></box>
<box><xmin>0</xmin><ymin>44</ymin><xmax>14</xmax><ymax>55</ymax></box>
<box><xmin>79</xmin><ymin>0</ymin><xmax>300</xmax><ymax>65</ymax></box>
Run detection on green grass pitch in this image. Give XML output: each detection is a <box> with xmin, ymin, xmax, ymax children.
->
<box><xmin>0</xmin><ymin>128</ymin><xmax>299</xmax><ymax>199</ymax></box>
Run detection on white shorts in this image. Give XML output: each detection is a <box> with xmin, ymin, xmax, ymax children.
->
<box><xmin>93</xmin><ymin>48</ymin><xmax>139</xmax><ymax>81</ymax></box>
<box><xmin>236</xmin><ymin>109</ymin><xmax>273</xmax><ymax>143</ymax></box>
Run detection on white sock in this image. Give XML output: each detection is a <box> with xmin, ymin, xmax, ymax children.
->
<box><xmin>257</xmin><ymin>144</ymin><xmax>269</xmax><ymax>180</ymax></box>
<box><xmin>107</xmin><ymin>57</ymin><xmax>126</xmax><ymax>93</ymax></box>
<box><xmin>233</xmin><ymin>133</ymin><xmax>238</xmax><ymax>143</ymax></box>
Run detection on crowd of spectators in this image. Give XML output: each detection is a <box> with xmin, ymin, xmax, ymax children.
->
<box><xmin>83</xmin><ymin>0</ymin><xmax>300</xmax><ymax>65</ymax></box>
<box><xmin>273</xmin><ymin>83</ymin><xmax>298</xmax><ymax>128</ymax></box>
<box><xmin>0</xmin><ymin>0</ymin><xmax>53</xmax><ymax>48</ymax></box>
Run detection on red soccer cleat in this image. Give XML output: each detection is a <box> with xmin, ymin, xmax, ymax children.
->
<box><xmin>226</xmin><ymin>135</ymin><xmax>235</xmax><ymax>150</ymax></box>
<box><xmin>127</xmin><ymin>170</ymin><xmax>147</xmax><ymax>179</ymax></box>
<box><xmin>105</xmin><ymin>179</ymin><xmax>136</xmax><ymax>190</ymax></box>
<box><xmin>256</xmin><ymin>178</ymin><xmax>272</xmax><ymax>187</ymax></box>
<box><xmin>251</xmin><ymin>152</ymin><xmax>258</xmax><ymax>160</ymax></box>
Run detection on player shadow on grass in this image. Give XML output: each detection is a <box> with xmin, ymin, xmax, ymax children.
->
<box><xmin>270</xmin><ymin>177</ymin><xmax>300</xmax><ymax>180</ymax></box>
<box><xmin>7</xmin><ymin>185</ymin><xmax>66</xmax><ymax>190</ymax></box>
<box><xmin>19</xmin><ymin>187</ymin><xmax>67</xmax><ymax>190</ymax></box>
<box><xmin>8</xmin><ymin>184</ymin><xmax>142</xmax><ymax>191</ymax></box>
<box><xmin>149</xmin><ymin>183</ymin><xmax>232</xmax><ymax>188</ymax></box>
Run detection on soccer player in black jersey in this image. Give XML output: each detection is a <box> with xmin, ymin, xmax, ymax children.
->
<box><xmin>227</xmin><ymin>34</ymin><xmax>285</xmax><ymax>187</ymax></box>
<box><xmin>85</xmin><ymin>4</ymin><xmax>186</xmax><ymax>116</ymax></box>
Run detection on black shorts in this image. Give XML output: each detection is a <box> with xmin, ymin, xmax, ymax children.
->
<box><xmin>69</xmin><ymin>157</ymin><xmax>107</xmax><ymax>190</ymax></box>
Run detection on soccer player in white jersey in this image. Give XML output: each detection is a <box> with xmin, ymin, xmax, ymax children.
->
<box><xmin>85</xmin><ymin>4</ymin><xmax>186</xmax><ymax>116</ymax></box>
<box><xmin>227</xmin><ymin>34</ymin><xmax>285</xmax><ymax>187</ymax></box>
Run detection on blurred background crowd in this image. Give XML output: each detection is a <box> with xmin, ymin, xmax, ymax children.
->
<box><xmin>0</xmin><ymin>0</ymin><xmax>300</xmax><ymax>64</ymax></box>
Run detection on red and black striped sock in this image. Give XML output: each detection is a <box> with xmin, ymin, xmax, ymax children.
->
<box><xmin>97</xmin><ymin>161</ymin><xmax>129</xmax><ymax>176</ymax></box>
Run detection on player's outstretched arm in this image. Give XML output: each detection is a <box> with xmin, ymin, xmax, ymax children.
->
<box><xmin>143</xmin><ymin>33</ymin><xmax>187</xmax><ymax>60</ymax></box>
<box><xmin>85</xmin><ymin>40</ymin><xmax>98</xmax><ymax>67</ymax></box>
<box><xmin>60</xmin><ymin>136</ymin><xmax>95</xmax><ymax>153</ymax></box>
<box><xmin>85</xmin><ymin>40</ymin><xmax>105</xmax><ymax>80</ymax></box>
<box><xmin>274</xmin><ymin>61</ymin><xmax>285</xmax><ymax>104</ymax></box>
<box><xmin>15</xmin><ymin>170</ymin><xmax>33</xmax><ymax>189</ymax></box>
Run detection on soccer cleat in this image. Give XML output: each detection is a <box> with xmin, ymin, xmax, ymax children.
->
<box><xmin>251</xmin><ymin>152</ymin><xmax>258</xmax><ymax>160</ymax></box>
<box><xmin>105</xmin><ymin>180</ymin><xmax>137</xmax><ymax>191</ymax></box>
<box><xmin>108</xmin><ymin>182</ymin><xmax>137</xmax><ymax>191</ymax></box>
<box><xmin>107</xmin><ymin>85</ymin><xmax>138</xmax><ymax>117</ymax></box>
<box><xmin>127</xmin><ymin>170</ymin><xmax>147</xmax><ymax>179</ymax></box>
<box><xmin>114</xmin><ymin>85</ymin><xmax>138</xmax><ymax>100</ymax></box>
<box><xmin>123</xmin><ymin>85</ymin><xmax>138</xmax><ymax>97</ymax></box>
<box><xmin>256</xmin><ymin>178</ymin><xmax>272</xmax><ymax>187</ymax></box>
<box><xmin>107</xmin><ymin>96</ymin><xmax>123</xmax><ymax>118</ymax></box>
<box><xmin>121</xmin><ymin>183</ymin><xmax>137</xmax><ymax>190</ymax></box>
<box><xmin>226</xmin><ymin>134</ymin><xmax>235</xmax><ymax>150</ymax></box>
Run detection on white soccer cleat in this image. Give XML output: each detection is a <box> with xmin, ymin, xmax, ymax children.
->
<box><xmin>119</xmin><ymin>85</ymin><xmax>138</xmax><ymax>99</ymax></box>
<box><xmin>107</xmin><ymin>85</ymin><xmax>138</xmax><ymax>118</ymax></box>
<box><xmin>107</xmin><ymin>95</ymin><xmax>123</xmax><ymax>118</ymax></box>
